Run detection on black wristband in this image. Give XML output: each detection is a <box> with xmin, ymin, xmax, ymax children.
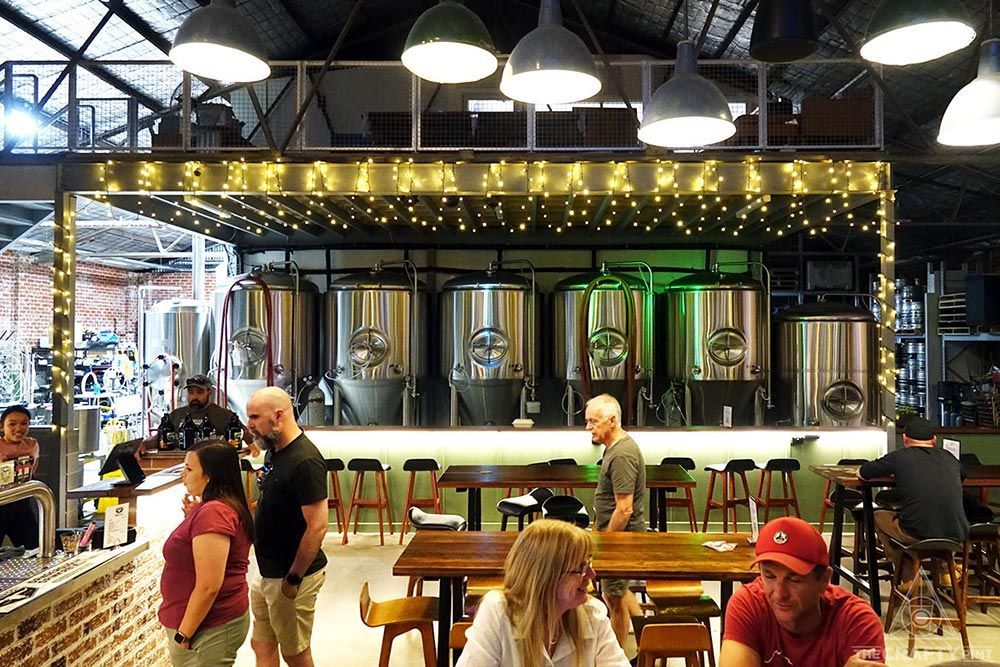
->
<box><xmin>285</xmin><ymin>572</ymin><xmax>303</xmax><ymax>586</ymax></box>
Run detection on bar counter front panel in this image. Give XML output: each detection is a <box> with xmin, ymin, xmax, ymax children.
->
<box><xmin>304</xmin><ymin>427</ymin><xmax>887</xmax><ymax>530</ymax></box>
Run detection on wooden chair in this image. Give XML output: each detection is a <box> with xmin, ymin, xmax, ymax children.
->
<box><xmin>399</xmin><ymin>458</ymin><xmax>443</xmax><ymax>544</ymax></box>
<box><xmin>344</xmin><ymin>458</ymin><xmax>394</xmax><ymax>546</ymax></box>
<box><xmin>818</xmin><ymin>458</ymin><xmax>868</xmax><ymax>532</ymax></box>
<box><xmin>450</xmin><ymin>621</ymin><xmax>472</xmax><ymax>662</ymax></box>
<box><xmin>637</xmin><ymin>622</ymin><xmax>714</xmax><ymax>667</ymax></box>
<box><xmin>701</xmin><ymin>459</ymin><xmax>755</xmax><ymax>532</ymax></box>
<box><xmin>754</xmin><ymin>458</ymin><xmax>802</xmax><ymax>522</ymax></box>
<box><xmin>359</xmin><ymin>581</ymin><xmax>437</xmax><ymax>667</ymax></box>
<box><xmin>659</xmin><ymin>457</ymin><xmax>698</xmax><ymax>532</ymax></box>
<box><xmin>324</xmin><ymin>458</ymin><xmax>346</xmax><ymax>534</ymax></box>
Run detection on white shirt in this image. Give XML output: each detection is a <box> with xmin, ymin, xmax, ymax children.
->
<box><xmin>456</xmin><ymin>590</ymin><xmax>630</xmax><ymax>667</ymax></box>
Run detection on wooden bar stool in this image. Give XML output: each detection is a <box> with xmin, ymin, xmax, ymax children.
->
<box><xmin>344</xmin><ymin>458</ymin><xmax>394</xmax><ymax>546</ymax></box>
<box><xmin>324</xmin><ymin>458</ymin><xmax>346</xmax><ymax>535</ymax></box>
<box><xmin>635</xmin><ymin>622</ymin><xmax>713</xmax><ymax>667</ymax></box>
<box><xmin>818</xmin><ymin>458</ymin><xmax>868</xmax><ymax>532</ymax></box>
<box><xmin>498</xmin><ymin>487</ymin><xmax>553</xmax><ymax>531</ymax></box>
<box><xmin>548</xmin><ymin>457</ymin><xmax>578</xmax><ymax>496</ymax></box>
<box><xmin>701</xmin><ymin>459</ymin><xmax>755</xmax><ymax>532</ymax></box>
<box><xmin>500</xmin><ymin>462</ymin><xmax>550</xmax><ymax>530</ymax></box>
<box><xmin>962</xmin><ymin>523</ymin><xmax>1000</xmax><ymax>615</ymax></box>
<box><xmin>660</xmin><ymin>457</ymin><xmax>698</xmax><ymax>532</ymax></box>
<box><xmin>754</xmin><ymin>458</ymin><xmax>802</xmax><ymax>522</ymax></box>
<box><xmin>399</xmin><ymin>458</ymin><xmax>443</xmax><ymax>545</ymax></box>
<box><xmin>884</xmin><ymin>538</ymin><xmax>970</xmax><ymax>658</ymax></box>
<box><xmin>359</xmin><ymin>581</ymin><xmax>437</xmax><ymax>667</ymax></box>
<box><xmin>239</xmin><ymin>458</ymin><xmax>260</xmax><ymax>510</ymax></box>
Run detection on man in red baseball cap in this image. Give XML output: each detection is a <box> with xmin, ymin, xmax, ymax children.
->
<box><xmin>720</xmin><ymin>517</ymin><xmax>886</xmax><ymax>667</ymax></box>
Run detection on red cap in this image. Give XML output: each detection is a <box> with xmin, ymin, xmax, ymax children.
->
<box><xmin>751</xmin><ymin>517</ymin><xmax>829</xmax><ymax>575</ymax></box>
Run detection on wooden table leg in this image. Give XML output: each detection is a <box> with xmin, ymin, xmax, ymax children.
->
<box><xmin>862</xmin><ymin>486</ymin><xmax>881</xmax><ymax>615</ymax></box>
<box><xmin>829</xmin><ymin>483</ymin><xmax>846</xmax><ymax>585</ymax></box>
<box><xmin>437</xmin><ymin>576</ymin><xmax>453</xmax><ymax>667</ymax></box>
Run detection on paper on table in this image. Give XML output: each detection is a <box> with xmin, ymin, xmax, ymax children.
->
<box><xmin>703</xmin><ymin>540</ymin><xmax>737</xmax><ymax>552</ymax></box>
<box><xmin>102</xmin><ymin>502</ymin><xmax>129</xmax><ymax>548</ymax></box>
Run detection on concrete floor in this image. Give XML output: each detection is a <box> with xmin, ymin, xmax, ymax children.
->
<box><xmin>233</xmin><ymin>531</ymin><xmax>1000</xmax><ymax>666</ymax></box>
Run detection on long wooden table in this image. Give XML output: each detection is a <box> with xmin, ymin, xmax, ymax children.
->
<box><xmin>809</xmin><ymin>463</ymin><xmax>1000</xmax><ymax>617</ymax></box>
<box><xmin>394</xmin><ymin>530</ymin><xmax>755</xmax><ymax>667</ymax></box>
<box><xmin>436</xmin><ymin>464</ymin><xmax>696</xmax><ymax>531</ymax></box>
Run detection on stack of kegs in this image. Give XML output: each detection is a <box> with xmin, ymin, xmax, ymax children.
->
<box><xmin>894</xmin><ymin>279</ymin><xmax>925</xmax><ymax>333</ymax></box>
<box><xmin>895</xmin><ymin>339</ymin><xmax>926</xmax><ymax>415</ymax></box>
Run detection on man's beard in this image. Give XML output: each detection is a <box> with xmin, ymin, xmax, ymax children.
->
<box><xmin>254</xmin><ymin>428</ymin><xmax>281</xmax><ymax>450</ymax></box>
<box><xmin>188</xmin><ymin>399</ymin><xmax>206</xmax><ymax>410</ymax></box>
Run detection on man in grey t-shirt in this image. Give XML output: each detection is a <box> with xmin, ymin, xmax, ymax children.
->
<box><xmin>586</xmin><ymin>393</ymin><xmax>646</xmax><ymax>651</ymax></box>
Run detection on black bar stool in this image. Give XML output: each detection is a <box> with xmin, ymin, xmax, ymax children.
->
<box><xmin>754</xmin><ymin>458</ymin><xmax>802</xmax><ymax>522</ymax></box>
<box><xmin>344</xmin><ymin>457</ymin><xmax>394</xmax><ymax>546</ymax></box>
<box><xmin>548</xmin><ymin>457</ymin><xmax>578</xmax><ymax>496</ymax></box>
<box><xmin>884</xmin><ymin>538</ymin><xmax>969</xmax><ymax>658</ymax></box>
<box><xmin>500</xmin><ymin>462</ymin><xmax>548</xmax><ymax>530</ymax></box>
<box><xmin>324</xmin><ymin>458</ymin><xmax>346</xmax><ymax>534</ymax></box>
<box><xmin>405</xmin><ymin>507</ymin><xmax>467</xmax><ymax>596</ymax></box>
<box><xmin>701</xmin><ymin>459</ymin><xmax>755</xmax><ymax>532</ymax></box>
<box><xmin>541</xmin><ymin>495</ymin><xmax>590</xmax><ymax>528</ymax></box>
<box><xmin>399</xmin><ymin>458</ymin><xmax>443</xmax><ymax>545</ymax></box>
<box><xmin>497</xmin><ymin>488</ymin><xmax>553</xmax><ymax>531</ymax></box>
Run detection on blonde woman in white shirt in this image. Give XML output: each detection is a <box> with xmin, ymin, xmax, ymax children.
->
<box><xmin>457</xmin><ymin>519</ymin><xmax>629</xmax><ymax>667</ymax></box>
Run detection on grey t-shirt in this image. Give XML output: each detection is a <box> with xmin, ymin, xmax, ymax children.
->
<box><xmin>594</xmin><ymin>435</ymin><xmax>646</xmax><ymax>532</ymax></box>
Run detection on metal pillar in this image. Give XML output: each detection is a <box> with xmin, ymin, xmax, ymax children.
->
<box><xmin>191</xmin><ymin>234</ymin><xmax>206</xmax><ymax>301</ymax></box>
<box><xmin>52</xmin><ymin>190</ymin><xmax>79</xmax><ymax>526</ymax></box>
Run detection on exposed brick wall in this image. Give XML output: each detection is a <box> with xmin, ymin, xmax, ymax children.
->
<box><xmin>0</xmin><ymin>548</ymin><xmax>167</xmax><ymax>667</ymax></box>
<box><xmin>0</xmin><ymin>250</ymin><xmax>215</xmax><ymax>350</ymax></box>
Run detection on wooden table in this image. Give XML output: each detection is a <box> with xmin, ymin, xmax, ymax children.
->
<box><xmin>436</xmin><ymin>464</ymin><xmax>696</xmax><ymax>531</ymax></box>
<box><xmin>810</xmin><ymin>463</ymin><xmax>1000</xmax><ymax>617</ymax></box>
<box><xmin>394</xmin><ymin>530</ymin><xmax>755</xmax><ymax>667</ymax></box>
<box><xmin>67</xmin><ymin>464</ymin><xmax>184</xmax><ymax>525</ymax></box>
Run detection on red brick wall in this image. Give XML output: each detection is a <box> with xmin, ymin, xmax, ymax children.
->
<box><xmin>0</xmin><ymin>251</ymin><xmax>216</xmax><ymax>349</ymax></box>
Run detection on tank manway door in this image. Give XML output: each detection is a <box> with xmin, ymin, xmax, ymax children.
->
<box><xmin>588</xmin><ymin>327</ymin><xmax>628</xmax><ymax>368</ymax></box>
<box><xmin>707</xmin><ymin>328</ymin><xmax>748</xmax><ymax>367</ymax></box>
<box><xmin>349</xmin><ymin>328</ymin><xmax>389</xmax><ymax>368</ymax></box>
<box><xmin>230</xmin><ymin>327</ymin><xmax>267</xmax><ymax>379</ymax></box>
<box><xmin>822</xmin><ymin>381</ymin><xmax>866</xmax><ymax>421</ymax></box>
<box><xmin>469</xmin><ymin>327</ymin><xmax>509</xmax><ymax>367</ymax></box>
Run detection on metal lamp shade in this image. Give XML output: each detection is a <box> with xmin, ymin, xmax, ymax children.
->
<box><xmin>860</xmin><ymin>0</ymin><xmax>976</xmax><ymax>66</ymax></box>
<box><xmin>170</xmin><ymin>0</ymin><xmax>270</xmax><ymax>82</ymax></box>
<box><xmin>402</xmin><ymin>1</ymin><xmax>498</xmax><ymax>83</ymax></box>
<box><xmin>750</xmin><ymin>0</ymin><xmax>818</xmax><ymax>63</ymax></box>
<box><xmin>500</xmin><ymin>0</ymin><xmax>601</xmax><ymax>105</ymax></box>
<box><xmin>638</xmin><ymin>41</ymin><xmax>736</xmax><ymax>148</ymax></box>
<box><xmin>939</xmin><ymin>40</ymin><xmax>1000</xmax><ymax>146</ymax></box>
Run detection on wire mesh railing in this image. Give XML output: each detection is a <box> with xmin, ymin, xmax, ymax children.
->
<box><xmin>0</xmin><ymin>58</ymin><xmax>883</xmax><ymax>155</ymax></box>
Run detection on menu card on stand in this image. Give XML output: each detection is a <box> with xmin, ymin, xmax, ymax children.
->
<box><xmin>748</xmin><ymin>496</ymin><xmax>760</xmax><ymax>545</ymax></box>
<box><xmin>102</xmin><ymin>502</ymin><xmax>129</xmax><ymax>548</ymax></box>
<box><xmin>942</xmin><ymin>438</ymin><xmax>961</xmax><ymax>460</ymax></box>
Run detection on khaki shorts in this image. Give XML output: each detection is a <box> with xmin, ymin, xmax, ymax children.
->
<box><xmin>250</xmin><ymin>569</ymin><xmax>326</xmax><ymax>656</ymax></box>
<box><xmin>164</xmin><ymin>612</ymin><xmax>249</xmax><ymax>667</ymax></box>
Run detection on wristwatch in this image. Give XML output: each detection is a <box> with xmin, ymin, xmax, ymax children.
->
<box><xmin>173</xmin><ymin>631</ymin><xmax>188</xmax><ymax>645</ymax></box>
<box><xmin>285</xmin><ymin>572</ymin><xmax>303</xmax><ymax>586</ymax></box>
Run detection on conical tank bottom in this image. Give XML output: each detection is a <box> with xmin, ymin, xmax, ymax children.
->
<box><xmin>458</xmin><ymin>379</ymin><xmax>523</xmax><ymax>426</ymax></box>
<box><xmin>336</xmin><ymin>379</ymin><xmax>407</xmax><ymax>425</ymax></box>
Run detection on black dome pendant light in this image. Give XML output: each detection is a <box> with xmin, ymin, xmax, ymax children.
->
<box><xmin>750</xmin><ymin>0</ymin><xmax>819</xmax><ymax>63</ymax></box>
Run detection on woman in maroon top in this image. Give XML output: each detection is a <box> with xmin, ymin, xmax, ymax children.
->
<box><xmin>159</xmin><ymin>439</ymin><xmax>254</xmax><ymax>666</ymax></box>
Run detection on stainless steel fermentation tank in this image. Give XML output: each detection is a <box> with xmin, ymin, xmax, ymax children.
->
<box><xmin>142</xmin><ymin>298</ymin><xmax>214</xmax><ymax>416</ymax></box>
<box><xmin>665</xmin><ymin>270</ymin><xmax>769</xmax><ymax>426</ymax></box>
<box><xmin>441</xmin><ymin>265</ymin><xmax>536</xmax><ymax>426</ymax></box>
<box><xmin>774</xmin><ymin>301</ymin><xmax>879</xmax><ymax>426</ymax></box>
<box><xmin>325</xmin><ymin>263</ymin><xmax>425</xmax><ymax>426</ymax></box>
<box><xmin>214</xmin><ymin>266</ymin><xmax>320</xmax><ymax>417</ymax></box>
<box><xmin>552</xmin><ymin>266</ymin><xmax>654</xmax><ymax>425</ymax></box>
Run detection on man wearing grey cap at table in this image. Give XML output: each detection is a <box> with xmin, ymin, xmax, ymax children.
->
<box><xmin>859</xmin><ymin>416</ymin><xmax>969</xmax><ymax>584</ymax></box>
<box><xmin>140</xmin><ymin>374</ymin><xmax>248</xmax><ymax>455</ymax></box>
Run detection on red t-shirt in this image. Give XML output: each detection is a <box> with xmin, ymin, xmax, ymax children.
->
<box><xmin>158</xmin><ymin>500</ymin><xmax>251</xmax><ymax>630</ymax></box>
<box><xmin>723</xmin><ymin>578</ymin><xmax>885</xmax><ymax>666</ymax></box>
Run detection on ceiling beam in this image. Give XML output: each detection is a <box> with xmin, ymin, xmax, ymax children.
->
<box><xmin>712</xmin><ymin>0</ymin><xmax>758</xmax><ymax>59</ymax></box>
<box><xmin>0</xmin><ymin>4</ymin><xmax>163</xmax><ymax>112</ymax></box>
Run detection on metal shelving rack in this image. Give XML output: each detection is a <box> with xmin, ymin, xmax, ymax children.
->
<box><xmin>894</xmin><ymin>263</ymin><xmax>940</xmax><ymax>424</ymax></box>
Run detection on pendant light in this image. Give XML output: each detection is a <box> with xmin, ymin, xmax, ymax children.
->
<box><xmin>170</xmin><ymin>0</ymin><xmax>270</xmax><ymax>82</ymax></box>
<box><xmin>750</xmin><ymin>0</ymin><xmax>819</xmax><ymax>63</ymax></box>
<box><xmin>939</xmin><ymin>39</ymin><xmax>1000</xmax><ymax>146</ymax></box>
<box><xmin>860</xmin><ymin>0</ymin><xmax>976</xmax><ymax>66</ymax></box>
<box><xmin>639</xmin><ymin>0</ymin><xmax>735</xmax><ymax>148</ymax></box>
<box><xmin>402</xmin><ymin>1</ymin><xmax>498</xmax><ymax>83</ymax></box>
<box><xmin>499</xmin><ymin>0</ymin><xmax>601</xmax><ymax>105</ymax></box>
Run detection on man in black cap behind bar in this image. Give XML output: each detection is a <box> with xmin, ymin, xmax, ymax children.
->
<box><xmin>140</xmin><ymin>374</ymin><xmax>247</xmax><ymax>455</ymax></box>
<box><xmin>859</xmin><ymin>417</ymin><xmax>969</xmax><ymax>583</ymax></box>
